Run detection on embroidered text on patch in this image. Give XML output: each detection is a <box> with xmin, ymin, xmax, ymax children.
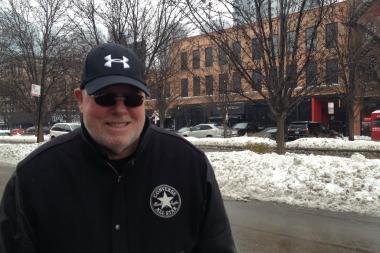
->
<box><xmin>150</xmin><ymin>184</ymin><xmax>181</xmax><ymax>218</ymax></box>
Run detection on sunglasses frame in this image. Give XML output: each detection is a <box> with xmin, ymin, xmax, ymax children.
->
<box><xmin>91</xmin><ymin>92</ymin><xmax>145</xmax><ymax>108</ymax></box>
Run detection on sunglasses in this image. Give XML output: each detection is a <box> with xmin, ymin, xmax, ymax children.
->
<box><xmin>91</xmin><ymin>93</ymin><xmax>144</xmax><ymax>107</ymax></box>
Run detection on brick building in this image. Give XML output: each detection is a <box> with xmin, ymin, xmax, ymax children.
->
<box><xmin>145</xmin><ymin>0</ymin><xmax>379</xmax><ymax>135</ymax></box>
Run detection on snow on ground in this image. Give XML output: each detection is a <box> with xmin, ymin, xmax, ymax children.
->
<box><xmin>1</xmin><ymin>135</ymin><xmax>380</xmax><ymax>217</ymax></box>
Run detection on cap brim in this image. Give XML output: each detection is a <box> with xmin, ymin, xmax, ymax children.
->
<box><xmin>85</xmin><ymin>75</ymin><xmax>150</xmax><ymax>96</ymax></box>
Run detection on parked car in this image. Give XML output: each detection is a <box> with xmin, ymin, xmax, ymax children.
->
<box><xmin>181</xmin><ymin>123</ymin><xmax>224</xmax><ymax>138</ymax></box>
<box><xmin>24</xmin><ymin>126</ymin><xmax>51</xmax><ymax>135</ymax></box>
<box><xmin>252</xmin><ymin>127</ymin><xmax>278</xmax><ymax>140</ymax></box>
<box><xmin>329</xmin><ymin>120</ymin><xmax>346</xmax><ymax>136</ymax></box>
<box><xmin>287</xmin><ymin>121</ymin><xmax>332</xmax><ymax>141</ymax></box>
<box><xmin>50</xmin><ymin>122</ymin><xmax>81</xmax><ymax>139</ymax></box>
<box><xmin>231</xmin><ymin>122</ymin><xmax>259</xmax><ymax>136</ymax></box>
<box><xmin>10</xmin><ymin>128</ymin><xmax>25</xmax><ymax>136</ymax></box>
<box><xmin>0</xmin><ymin>129</ymin><xmax>10</xmax><ymax>136</ymax></box>
<box><xmin>177</xmin><ymin>127</ymin><xmax>190</xmax><ymax>134</ymax></box>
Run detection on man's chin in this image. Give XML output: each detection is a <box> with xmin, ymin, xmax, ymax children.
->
<box><xmin>101</xmin><ymin>139</ymin><xmax>139</xmax><ymax>160</ymax></box>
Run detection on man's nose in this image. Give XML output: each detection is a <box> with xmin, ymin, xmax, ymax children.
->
<box><xmin>113</xmin><ymin>99</ymin><xmax>129</xmax><ymax>112</ymax></box>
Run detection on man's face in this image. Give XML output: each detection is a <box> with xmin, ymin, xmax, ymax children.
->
<box><xmin>75</xmin><ymin>84</ymin><xmax>146</xmax><ymax>160</ymax></box>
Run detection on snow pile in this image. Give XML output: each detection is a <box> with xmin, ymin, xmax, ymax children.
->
<box><xmin>209</xmin><ymin>151</ymin><xmax>380</xmax><ymax>216</ymax></box>
<box><xmin>0</xmin><ymin>143</ymin><xmax>43</xmax><ymax>164</ymax></box>
<box><xmin>0</xmin><ymin>135</ymin><xmax>49</xmax><ymax>143</ymax></box>
<box><xmin>286</xmin><ymin>137</ymin><xmax>380</xmax><ymax>150</ymax></box>
<box><xmin>185</xmin><ymin>136</ymin><xmax>380</xmax><ymax>150</ymax></box>
<box><xmin>186</xmin><ymin>136</ymin><xmax>276</xmax><ymax>147</ymax></box>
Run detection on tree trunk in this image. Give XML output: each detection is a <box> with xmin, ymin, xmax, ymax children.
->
<box><xmin>276</xmin><ymin>115</ymin><xmax>287</xmax><ymax>154</ymax></box>
<box><xmin>159</xmin><ymin>108</ymin><xmax>165</xmax><ymax>128</ymax></box>
<box><xmin>36</xmin><ymin>96</ymin><xmax>45</xmax><ymax>143</ymax></box>
<box><xmin>347</xmin><ymin>99</ymin><xmax>355</xmax><ymax>141</ymax></box>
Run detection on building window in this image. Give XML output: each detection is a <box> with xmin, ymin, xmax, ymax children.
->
<box><xmin>205</xmin><ymin>47</ymin><xmax>213</xmax><ymax>67</ymax></box>
<box><xmin>181</xmin><ymin>78</ymin><xmax>188</xmax><ymax>97</ymax></box>
<box><xmin>306</xmin><ymin>27</ymin><xmax>317</xmax><ymax>52</ymax></box>
<box><xmin>164</xmin><ymin>83</ymin><xmax>171</xmax><ymax>98</ymax></box>
<box><xmin>367</xmin><ymin>55</ymin><xmax>377</xmax><ymax>81</ymax></box>
<box><xmin>364</xmin><ymin>22</ymin><xmax>376</xmax><ymax>41</ymax></box>
<box><xmin>325</xmin><ymin>23</ymin><xmax>337</xmax><ymax>49</ymax></box>
<box><xmin>251</xmin><ymin>38</ymin><xmax>262</xmax><ymax>60</ymax></box>
<box><xmin>219</xmin><ymin>73</ymin><xmax>228</xmax><ymax>94</ymax></box>
<box><xmin>193</xmin><ymin>76</ymin><xmax>200</xmax><ymax>96</ymax></box>
<box><xmin>192</xmin><ymin>49</ymin><xmax>200</xmax><ymax>69</ymax></box>
<box><xmin>232</xmin><ymin>41</ymin><xmax>241</xmax><ymax>63</ymax></box>
<box><xmin>269</xmin><ymin>35</ymin><xmax>278</xmax><ymax>58</ymax></box>
<box><xmin>306</xmin><ymin>60</ymin><xmax>317</xmax><ymax>86</ymax></box>
<box><xmin>286</xmin><ymin>64</ymin><xmax>297</xmax><ymax>88</ymax></box>
<box><xmin>287</xmin><ymin>31</ymin><xmax>296</xmax><ymax>54</ymax></box>
<box><xmin>252</xmin><ymin>70</ymin><xmax>262</xmax><ymax>90</ymax></box>
<box><xmin>306</xmin><ymin>0</ymin><xmax>321</xmax><ymax>9</ymax></box>
<box><xmin>326</xmin><ymin>59</ymin><xmax>338</xmax><ymax>84</ymax></box>
<box><xmin>205</xmin><ymin>75</ymin><xmax>213</xmax><ymax>95</ymax></box>
<box><xmin>269</xmin><ymin>67</ymin><xmax>277</xmax><ymax>87</ymax></box>
<box><xmin>219</xmin><ymin>48</ymin><xmax>227</xmax><ymax>65</ymax></box>
<box><xmin>232</xmin><ymin>72</ymin><xmax>241</xmax><ymax>91</ymax></box>
<box><xmin>180</xmin><ymin>52</ymin><xmax>187</xmax><ymax>70</ymax></box>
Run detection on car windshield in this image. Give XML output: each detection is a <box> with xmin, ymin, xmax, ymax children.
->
<box><xmin>288</xmin><ymin>124</ymin><xmax>307</xmax><ymax>129</ymax></box>
<box><xmin>232</xmin><ymin>122</ymin><xmax>248</xmax><ymax>129</ymax></box>
<box><xmin>71</xmin><ymin>124</ymin><xmax>81</xmax><ymax>130</ymax></box>
<box><xmin>373</xmin><ymin>120</ymin><xmax>380</xmax><ymax>127</ymax></box>
<box><xmin>177</xmin><ymin>127</ymin><xmax>190</xmax><ymax>133</ymax></box>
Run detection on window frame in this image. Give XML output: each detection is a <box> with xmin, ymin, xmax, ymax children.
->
<box><xmin>192</xmin><ymin>49</ymin><xmax>200</xmax><ymax>69</ymax></box>
<box><xmin>181</xmin><ymin>78</ymin><xmax>189</xmax><ymax>97</ymax></box>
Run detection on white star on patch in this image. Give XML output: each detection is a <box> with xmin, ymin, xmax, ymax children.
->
<box><xmin>158</xmin><ymin>192</ymin><xmax>173</xmax><ymax>209</ymax></box>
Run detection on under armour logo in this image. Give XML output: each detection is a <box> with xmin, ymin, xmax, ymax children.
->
<box><xmin>104</xmin><ymin>55</ymin><xmax>130</xmax><ymax>69</ymax></box>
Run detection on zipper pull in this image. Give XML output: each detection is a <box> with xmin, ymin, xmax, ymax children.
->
<box><xmin>117</xmin><ymin>175</ymin><xmax>122</xmax><ymax>183</ymax></box>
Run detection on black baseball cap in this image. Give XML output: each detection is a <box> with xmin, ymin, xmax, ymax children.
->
<box><xmin>80</xmin><ymin>43</ymin><xmax>150</xmax><ymax>96</ymax></box>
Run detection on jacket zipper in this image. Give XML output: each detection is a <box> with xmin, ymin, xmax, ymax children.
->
<box><xmin>104</xmin><ymin>158</ymin><xmax>135</xmax><ymax>183</ymax></box>
<box><xmin>104</xmin><ymin>161</ymin><xmax>122</xmax><ymax>182</ymax></box>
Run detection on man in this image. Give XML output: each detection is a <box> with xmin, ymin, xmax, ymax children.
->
<box><xmin>0</xmin><ymin>43</ymin><xmax>236</xmax><ymax>252</ymax></box>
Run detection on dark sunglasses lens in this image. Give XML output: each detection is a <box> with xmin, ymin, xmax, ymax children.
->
<box><xmin>94</xmin><ymin>94</ymin><xmax>116</xmax><ymax>106</ymax></box>
<box><xmin>94</xmin><ymin>94</ymin><xmax>143</xmax><ymax>107</ymax></box>
<box><xmin>124</xmin><ymin>95</ymin><xmax>144</xmax><ymax>107</ymax></box>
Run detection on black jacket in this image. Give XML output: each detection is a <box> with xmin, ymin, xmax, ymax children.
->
<box><xmin>0</xmin><ymin>121</ymin><xmax>236</xmax><ymax>253</ymax></box>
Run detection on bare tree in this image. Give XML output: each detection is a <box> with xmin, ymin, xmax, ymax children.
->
<box><xmin>68</xmin><ymin>0</ymin><xmax>105</xmax><ymax>46</ymax></box>
<box><xmin>183</xmin><ymin>0</ymin><xmax>336</xmax><ymax>153</ymax></box>
<box><xmin>68</xmin><ymin>0</ymin><xmax>190</xmax><ymax>126</ymax></box>
<box><xmin>325</xmin><ymin>0</ymin><xmax>379</xmax><ymax>140</ymax></box>
<box><xmin>0</xmin><ymin>0</ymin><xmax>79</xmax><ymax>142</ymax></box>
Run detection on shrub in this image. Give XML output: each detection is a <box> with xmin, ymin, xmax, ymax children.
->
<box><xmin>243</xmin><ymin>143</ymin><xmax>274</xmax><ymax>153</ymax></box>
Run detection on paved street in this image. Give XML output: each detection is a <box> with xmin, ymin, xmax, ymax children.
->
<box><xmin>0</xmin><ymin>161</ymin><xmax>14</xmax><ymax>196</ymax></box>
<box><xmin>225</xmin><ymin>200</ymin><xmax>380</xmax><ymax>253</ymax></box>
<box><xmin>1</xmin><ymin>162</ymin><xmax>380</xmax><ymax>252</ymax></box>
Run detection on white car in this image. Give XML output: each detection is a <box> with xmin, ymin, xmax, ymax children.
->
<box><xmin>181</xmin><ymin>124</ymin><xmax>224</xmax><ymax>138</ymax></box>
<box><xmin>50</xmin><ymin>122</ymin><xmax>81</xmax><ymax>139</ymax></box>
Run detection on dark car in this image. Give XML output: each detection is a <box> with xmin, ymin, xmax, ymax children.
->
<box><xmin>287</xmin><ymin>121</ymin><xmax>335</xmax><ymax>141</ymax></box>
<box><xmin>252</xmin><ymin>127</ymin><xmax>278</xmax><ymax>140</ymax></box>
<box><xmin>231</xmin><ymin>122</ymin><xmax>259</xmax><ymax>136</ymax></box>
<box><xmin>329</xmin><ymin>120</ymin><xmax>346</xmax><ymax>136</ymax></box>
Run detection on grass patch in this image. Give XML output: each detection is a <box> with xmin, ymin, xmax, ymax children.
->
<box><xmin>243</xmin><ymin>143</ymin><xmax>274</xmax><ymax>153</ymax></box>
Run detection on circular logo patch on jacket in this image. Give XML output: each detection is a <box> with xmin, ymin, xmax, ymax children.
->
<box><xmin>150</xmin><ymin>184</ymin><xmax>181</xmax><ymax>218</ymax></box>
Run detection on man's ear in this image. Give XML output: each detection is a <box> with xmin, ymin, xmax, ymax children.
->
<box><xmin>74</xmin><ymin>88</ymin><xmax>84</xmax><ymax>112</ymax></box>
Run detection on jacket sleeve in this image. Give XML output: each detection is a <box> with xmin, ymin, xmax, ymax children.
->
<box><xmin>0</xmin><ymin>173</ymin><xmax>37</xmax><ymax>253</ymax></box>
<box><xmin>193</xmin><ymin>158</ymin><xmax>237</xmax><ymax>253</ymax></box>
